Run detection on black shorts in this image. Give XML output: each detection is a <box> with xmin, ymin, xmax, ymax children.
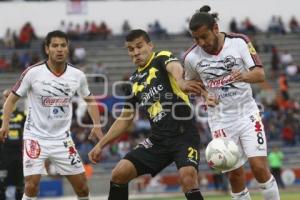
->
<box><xmin>0</xmin><ymin>151</ymin><xmax>23</xmax><ymax>186</ymax></box>
<box><xmin>124</xmin><ymin>132</ymin><xmax>200</xmax><ymax>177</ymax></box>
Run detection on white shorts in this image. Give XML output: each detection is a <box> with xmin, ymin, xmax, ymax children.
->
<box><xmin>23</xmin><ymin>136</ymin><xmax>84</xmax><ymax>176</ymax></box>
<box><xmin>210</xmin><ymin>112</ymin><xmax>267</xmax><ymax>172</ymax></box>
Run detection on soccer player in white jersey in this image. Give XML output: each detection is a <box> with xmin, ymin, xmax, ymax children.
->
<box><xmin>0</xmin><ymin>30</ymin><xmax>103</xmax><ymax>200</ymax></box>
<box><xmin>184</xmin><ymin>6</ymin><xmax>280</xmax><ymax>200</ymax></box>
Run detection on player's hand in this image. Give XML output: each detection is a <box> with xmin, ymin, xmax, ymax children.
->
<box><xmin>231</xmin><ymin>69</ymin><xmax>245</xmax><ymax>82</ymax></box>
<box><xmin>205</xmin><ymin>94</ymin><xmax>219</xmax><ymax>107</ymax></box>
<box><xmin>0</xmin><ymin>126</ymin><xmax>9</xmax><ymax>142</ymax></box>
<box><xmin>88</xmin><ymin>143</ymin><xmax>103</xmax><ymax>164</ymax></box>
<box><xmin>88</xmin><ymin>126</ymin><xmax>104</xmax><ymax>141</ymax></box>
<box><xmin>177</xmin><ymin>79</ymin><xmax>203</xmax><ymax>95</ymax></box>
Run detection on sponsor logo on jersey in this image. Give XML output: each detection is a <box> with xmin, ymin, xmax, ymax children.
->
<box><xmin>207</xmin><ymin>74</ymin><xmax>234</xmax><ymax>88</ymax></box>
<box><xmin>141</xmin><ymin>84</ymin><xmax>164</xmax><ymax>105</ymax></box>
<box><xmin>42</xmin><ymin>96</ymin><xmax>71</xmax><ymax>107</ymax></box>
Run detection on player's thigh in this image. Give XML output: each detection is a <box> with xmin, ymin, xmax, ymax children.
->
<box><xmin>49</xmin><ymin>137</ymin><xmax>84</xmax><ymax>175</ymax></box>
<box><xmin>240</xmin><ymin>113</ymin><xmax>267</xmax><ymax>158</ymax></box>
<box><xmin>23</xmin><ymin>139</ymin><xmax>48</xmax><ymax>176</ymax></box>
<box><xmin>124</xmin><ymin>139</ymin><xmax>172</xmax><ymax>177</ymax></box>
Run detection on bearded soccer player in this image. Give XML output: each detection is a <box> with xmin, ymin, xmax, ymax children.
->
<box><xmin>184</xmin><ymin>5</ymin><xmax>280</xmax><ymax>200</ymax></box>
<box><xmin>0</xmin><ymin>30</ymin><xmax>103</xmax><ymax>200</ymax></box>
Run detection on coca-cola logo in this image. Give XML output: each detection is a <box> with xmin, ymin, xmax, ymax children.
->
<box><xmin>42</xmin><ymin>96</ymin><xmax>71</xmax><ymax>107</ymax></box>
<box><xmin>207</xmin><ymin>74</ymin><xmax>234</xmax><ymax>88</ymax></box>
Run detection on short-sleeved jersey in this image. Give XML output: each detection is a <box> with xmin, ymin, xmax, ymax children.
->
<box><xmin>126</xmin><ymin>51</ymin><xmax>196</xmax><ymax>141</ymax></box>
<box><xmin>184</xmin><ymin>33</ymin><xmax>262</xmax><ymax>131</ymax></box>
<box><xmin>12</xmin><ymin>62</ymin><xmax>90</xmax><ymax>140</ymax></box>
<box><xmin>0</xmin><ymin>108</ymin><xmax>26</xmax><ymax>153</ymax></box>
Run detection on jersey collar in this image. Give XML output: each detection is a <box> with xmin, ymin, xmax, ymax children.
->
<box><xmin>46</xmin><ymin>62</ymin><xmax>67</xmax><ymax>77</ymax></box>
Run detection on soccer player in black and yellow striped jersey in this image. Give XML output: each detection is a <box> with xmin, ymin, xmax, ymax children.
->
<box><xmin>89</xmin><ymin>29</ymin><xmax>204</xmax><ymax>200</ymax></box>
<box><xmin>0</xmin><ymin>89</ymin><xmax>26</xmax><ymax>200</ymax></box>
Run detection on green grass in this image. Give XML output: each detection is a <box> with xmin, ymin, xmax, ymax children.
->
<box><xmin>142</xmin><ymin>191</ymin><xmax>300</xmax><ymax>200</ymax></box>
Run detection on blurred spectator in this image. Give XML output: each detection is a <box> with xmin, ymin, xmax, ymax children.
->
<box><xmin>98</xmin><ymin>21</ymin><xmax>112</xmax><ymax>40</ymax></box>
<box><xmin>30</xmin><ymin>51</ymin><xmax>40</xmax><ymax>66</ymax></box>
<box><xmin>18</xmin><ymin>22</ymin><xmax>37</xmax><ymax>48</ymax></box>
<box><xmin>285</xmin><ymin>63</ymin><xmax>299</xmax><ymax>78</ymax></box>
<box><xmin>281</xmin><ymin>121</ymin><xmax>295</xmax><ymax>146</ymax></box>
<box><xmin>229</xmin><ymin>18</ymin><xmax>238</xmax><ymax>33</ymax></box>
<box><xmin>10</xmin><ymin>52</ymin><xmax>21</xmax><ymax>71</ymax></box>
<box><xmin>3</xmin><ymin>28</ymin><xmax>15</xmax><ymax>49</ymax></box>
<box><xmin>289</xmin><ymin>16</ymin><xmax>300</xmax><ymax>33</ymax></box>
<box><xmin>278</xmin><ymin>73</ymin><xmax>289</xmax><ymax>100</ymax></box>
<box><xmin>73</xmin><ymin>45</ymin><xmax>86</xmax><ymax>64</ymax></box>
<box><xmin>241</xmin><ymin>17</ymin><xmax>258</xmax><ymax>35</ymax></box>
<box><xmin>19</xmin><ymin>52</ymin><xmax>31</xmax><ymax>68</ymax></box>
<box><xmin>149</xmin><ymin>20</ymin><xmax>168</xmax><ymax>39</ymax></box>
<box><xmin>268</xmin><ymin>146</ymin><xmax>285</xmax><ymax>188</ymax></box>
<box><xmin>122</xmin><ymin>20</ymin><xmax>131</xmax><ymax>36</ymax></box>
<box><xmin>271</xmin><ymin>46</ymin><xmax>280</xmax><ymax>79</ymax></box>
<box><xmin>268</xmin><ymin>16</ymin><xmax>285</xmax><ymax>34</ymax></box>
<box><xmin>92</xmin><ymin>61</ymin><xmax>107</xmax><ymax>82</ymax></box>
<box><xmin>58</xmin><ymin>20</ymin><xmax>68</xmax><ymax>33</ymax></box>
<box><xmin>89</xmin><ymin>21</ymin><xmax>98</xmax><ymax>40</ymax></box>
<box><xmin>280</xmin><ymin>50</ymin><xmax>294</xmax><ymax>67</ymax></box>
<box><xmin>0</xmin><ymin>56</ymin><xmax>10</xmax><ymax>72</ymax></box>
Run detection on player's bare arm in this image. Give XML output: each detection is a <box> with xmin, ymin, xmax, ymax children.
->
<box><xmin>84</xmin><ymin>95</ymin><xmax>104</xmax><ymax>140</ymax></box>
<box><xmin>166</xmin><ymin>61</ymin><xmax>203</xmax><ymax>95</ymax></box>
<box><xmin>0</xmin><ymin>92</ymin><xmax>20</xmax><ymax>142</ymax></box>
<box><xmin>88</xmin><ymin>108</ymin><xmax>135</xmax><ymax>164</ymax></box>
<box><xmin>231</xmin><ymin>66</ymin><xmax>265</xmax><ymax>83</ymax></box>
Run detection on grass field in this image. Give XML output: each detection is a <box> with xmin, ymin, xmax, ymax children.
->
<box><xmin>142</xmin><ymin>191</ymin><xmax>300</xmax><ymax>200</ymax></box>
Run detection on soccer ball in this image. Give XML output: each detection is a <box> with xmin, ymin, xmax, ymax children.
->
<box><xmin>205</xmin><ymin>137</ymin><xmax>240</xmax><ymax>171</ymax></box>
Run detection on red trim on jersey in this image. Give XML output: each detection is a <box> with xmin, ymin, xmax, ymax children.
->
<box><xmin>12</xmin><ymin>61</ymin><xmax>45</xmax><ymax>94</ymax></box>
<box><xmin>182</xmin><ymin>44</ymin><xmax>197</xmax><ymax>64</ymax></box>
<box><xmin>225</xmin><ymin>32</ymin><xmax>263</xmax><ymax>67</ymax></box>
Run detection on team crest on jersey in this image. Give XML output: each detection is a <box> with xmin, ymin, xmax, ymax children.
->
<box><xmin>24</xmin><ymin>139</ymin><xmax>41</xmax><ymax>159</ymax></box>
<box><xmin>247</xmin><ymin>42</ymin><xmax>257</xmax><ymax>55</ymax></box>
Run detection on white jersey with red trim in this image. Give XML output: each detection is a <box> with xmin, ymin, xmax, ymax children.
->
<box><xmin>12</xmin><ymin>62</ymin><xmax>90</xmax><ymax>140</ymax></box>
<box><xmin>184</xmin><ymin>33</ymin><xmax>262</xmax><ymax>131</ymax></box>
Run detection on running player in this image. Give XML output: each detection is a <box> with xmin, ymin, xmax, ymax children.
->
<box><xmin>89</xmin><ymin>29</ymin><xmax>204</xmax><ymax>200</ymax></box>
<box><xmin>0</xmin><ymin>30</ymin><xmax>103</xmax><ymax>200</ymax></box>
<box><xmin>184</xmin><ymin>5</ymin><xmax>280</xmax><ymax>200</ymax></box>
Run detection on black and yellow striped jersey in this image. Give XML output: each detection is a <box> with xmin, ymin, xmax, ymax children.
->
<box><xmin>126</xmin><ymin>51</ymin><xmax>197</xmax><ymax>140</ymax></box>
<box><xmin>0</xmin><ymin>109</ymin><xmax>25</xmax><ymax>152</ymax></box>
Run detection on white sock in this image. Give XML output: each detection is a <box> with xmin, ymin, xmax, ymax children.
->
<box><xmin>258</xmin><ymin>175</ymin><xmax>280</xmax><ymax>200</ymax></box>
<box><xmin>77</xmin><ymin>195</ymin><xmax>90</xmax><ymax>200</ymax></box>
<box><xmin>22</xmin><ymin>194</ymin><xmax>37</xmax><ymax>200</ymax></box>
<box><xmin>231</xmin><ymin>187</ymin><xmax>252</xmax><ymax>200</ymax></box>
<box><xmin>5</xmin><ymin>186</ymin><xmax>16</xmax><ymax>200</ymax></box>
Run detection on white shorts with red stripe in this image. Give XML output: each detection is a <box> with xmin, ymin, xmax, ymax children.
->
<box><xmin>23</xmin><ymin>136</ymin><xmax>84</xmax><ymax>176</ymax></box>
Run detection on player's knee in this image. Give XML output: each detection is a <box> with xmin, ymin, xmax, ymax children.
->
<box><xmin>179</xmin><ymin>167</ymin><xmax>198</xmax><ymax>192</ymax></box>
<box><xmin>111</xmin><ymin>161</ymin><xmax>136</xmax><ymax>184</ymax></box>
<box><xmin>251</xmin><ymin>165</ymin><xmax>269</xmax><ymax>176</ymax></box>
<box><xmin>74</xmin><ymin>182</ymin><xmax>89</xmax><ymax>197</ymax></box>
<box><xmin>111</xmin><ymin>167</ymin><xmax>130</xmax><ymax>184</ymax></box>
<box><xmin>24</xmin><ymin>181</ymin><xmax>39</xmax><ymax>194</ymax></box>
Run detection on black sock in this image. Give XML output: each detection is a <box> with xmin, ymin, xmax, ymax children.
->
<box><xmin>108</xmin><ymin>181</ymin><xmax>129</xmax><ymax>200</ymax></box>
<box><xmin>185</xmin><ymin>189</ymin><xmax>204</xmax><ymax>200</ymax></box>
